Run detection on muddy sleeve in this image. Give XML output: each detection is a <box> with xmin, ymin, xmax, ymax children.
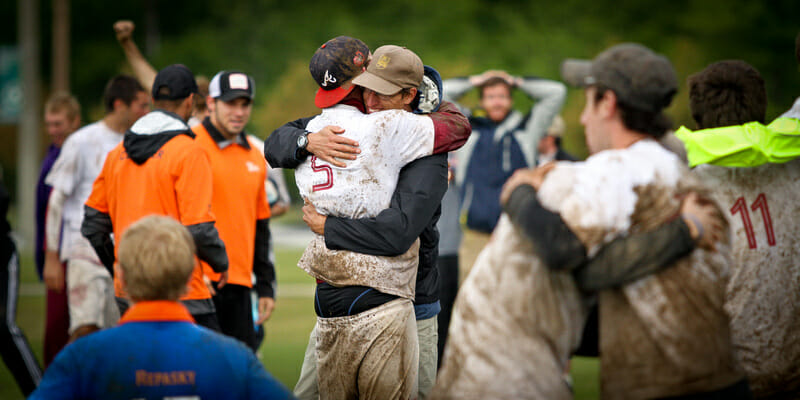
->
<box><xmin>81</xmin><ymin>205</ymin><xmax>116</xmax><ymax>277</ymax></box>
<box><xmin>253</xmin><ymin>218</ymin><xmax>275</xmax><ymax>298</ymax></box>
<box><xmin>503</xmin><ymin>184</ymin><xmax>587</xmax><ymax>271</ymax></box>
<box><xmin>186</xmin><ymin>221</ymin><xmax>228</xmax><ymax>273</ymax></box>
<box><xmin>325</xmin><ymin>154</ymin><xmax>448</xmax><ymax>256</ymax></box>
<box><xmin>263</xmin><ymin>116</ymin><xmax>315</xmax><ymax>169</ymax></box>
<box><xmin>504</xmin><ymin>184</ymin><xmax>697</xmax><ymax>290</ymax></box>
<box><xmin>575</xmin><ymin>218</ymin><xmax>695</xmax><ymax>291</ymax></box>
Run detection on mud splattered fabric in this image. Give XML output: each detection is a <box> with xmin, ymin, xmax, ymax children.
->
<box><xmin>432</xmin><ymin>139</ymin><xmax>742</xmax><ymax>399</ymax></box>
<box><xmin>692</xmin><ymin>159</ymin><xmax>800</xmax><ymax>397</ymax></box>
<box><xmin>296</xmin><ymin>104</ymin><xmax>435</xmax><ymax>299</ymax></box>
<box><xmin>315</xmin><ymin>298</ymin><xmax>418</xmax><ymax>400</ymax></box>
<box><xmin>540</xmin><ymin>139</ymin><xmax>743</xmax><ymax>399</ymax></box>
<box><xmin>431</xmin><ymin>216</ymin><xmax>585</xmax><ymax>400</ymax></box>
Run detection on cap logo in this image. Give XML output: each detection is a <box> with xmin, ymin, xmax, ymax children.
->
<box><xmin>322</xmin><ymin>70</ymin><xmax>337</xmax><ymax>87</ymax></box>
<box><xmin>376</xmin><ymin>55</ymin><xmax>390</xmax><ymax>69</ymax></box>
<box><xmin>228</xmin><ymin>73</ymin><xmax>249</xmax><ymax>90</ymax></box>
<box><xmin>353</xmin><ymin>51</ymin><xmax>365</xmax><ymax>67</ymax></box>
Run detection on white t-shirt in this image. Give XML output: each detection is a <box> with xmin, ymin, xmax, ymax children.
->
<box><xmin>45</xmin><ymin>120</ymin><xmax>124</xmax><ymax>261</ymax></box>
<box><xmin>295</xmin><ymin>104</ymin><xmax>435</xmax><ymax>298</ymax></box>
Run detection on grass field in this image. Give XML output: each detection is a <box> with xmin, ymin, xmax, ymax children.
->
<box><xmin>1</xmin><ymin>239</ymin><xmax>599</xmax><ymax>399</ymax></box>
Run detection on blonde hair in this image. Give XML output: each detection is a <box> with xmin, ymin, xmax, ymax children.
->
<box><xmin>118</xmin><ymin>215</ymin><xmax>196</xmax><ymax>302</ymax></box>
<box><xmin>44</xmin><ymin>92</ymin><xmax>81</xmax><ymax>122</ymax></box>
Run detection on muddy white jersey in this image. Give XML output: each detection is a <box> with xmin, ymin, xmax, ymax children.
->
<box><xmin>538</xmin><ymin>139</ymin><xmax>741</xmax><ymax>399</ymax></box>
<box><xmin>295</xmin><ymin>104</ymin><xmax>434</xmax><ymax>298</ymax></box>
<box><xmin>45</xmin><ymin>121</ymin><xmax>123</xmax><ymax>261</ymax></box>
<box><xmin>692</xmin><ymin>159</ymin><xmax>800</xmax><ymax>395</ymax></box>
<box><xmin>296</xmin><ymin>104</ymin><xmax>434</xmax><ymax>218</ymax></box>
<box><xmin>430</xmin><ymin>215</ymin><xmax>586</xmax><ymax>400</ymax></box>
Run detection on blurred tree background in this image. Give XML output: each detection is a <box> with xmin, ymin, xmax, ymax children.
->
<box><xmin>1</xmin><ymin>0</ymin><xmax>798</xmax><ymax>208</ymax></box>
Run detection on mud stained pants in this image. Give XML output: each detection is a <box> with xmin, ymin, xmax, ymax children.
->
<box><xmin>316</xmin><ymin>298</ymin><xmax>418</xmax><ymax>400</ymax></box>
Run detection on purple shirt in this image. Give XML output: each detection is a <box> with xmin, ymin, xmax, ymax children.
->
<box><xmin>35</xmin><ymin>144</ymin><xmax>61</xmax><ymax>280</ymax></box>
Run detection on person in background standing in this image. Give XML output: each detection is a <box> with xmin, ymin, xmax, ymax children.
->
<box><xmin>36</xmin><ymin>92</ymin><xmax>80</xmax><ymax>367</ymax></box>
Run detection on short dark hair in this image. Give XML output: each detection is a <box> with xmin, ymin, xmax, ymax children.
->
<box><xmin>688</xmin><ymin>60</ymin><xmax>766</xmax><ymax>129</ymax></box>
<box><xmin>153</xmin><ymin>88</ymin><xmax>187</xmax><ymax>112</ymax></box>
<box><xmin>103</xmin><ymin>75</ymin><xmax>145</xmax><ymax>113</ymax></box>
<box><xmin>194</xmin><ymin>76</ymin><xmax>209</xmax><ymax>115</ymax></box>
<box><xmin>595</xmin><ymin>85</ymin><xmax>672</xmax><ymax>139</ymax></box>
<box><xmin>479</xmin><ymin>77</ymin><xmax>512</xmax><ymax>99</ymax></box>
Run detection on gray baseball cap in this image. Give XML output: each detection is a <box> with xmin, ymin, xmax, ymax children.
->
<box><xmin>561</xmin><ymin>43</ymin><xmax>678</xmax><ymax>113</ymax></box>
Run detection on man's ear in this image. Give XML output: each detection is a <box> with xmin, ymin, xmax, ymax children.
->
<box><xmin>403</xmin><ymin>87</ymin><xmax>418</xmax><ymax>106</ymax></box>
<box><xmin>113</xmin><ymin>98</ymin><xmax>126</xmax><ymax>112</ymax></box>
<box><xmin>205</xmin><ymin>96</ymin><xmax>215</xmax><ymax>113</ymax></box>
<box><xmin>600</xmin><ymin>90</ymin><xmax>617</xmax><ymax>118</ymax></box>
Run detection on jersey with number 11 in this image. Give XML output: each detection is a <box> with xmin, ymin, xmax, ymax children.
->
<box><xmin>692</xmin><ymin>159</ymin><xmax>800</xmax><ymax>394</ymax></box>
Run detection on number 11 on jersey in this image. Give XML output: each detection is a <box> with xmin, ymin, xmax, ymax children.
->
<box><xmin>730</xmin><ymin>193</ymin><xmax>776</xmax><ymax>249</ymax></box>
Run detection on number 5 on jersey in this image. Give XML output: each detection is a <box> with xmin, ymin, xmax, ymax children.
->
<box><xmin>311</xmin><ymin>156</ymin><xmax>333</xmax><ymax>192</ymax></box>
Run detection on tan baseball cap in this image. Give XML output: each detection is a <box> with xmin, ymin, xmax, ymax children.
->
<box><xmin>352</xmin><ymin>45</ymin><xmax>423</xmax><ymax>95</ymax></box>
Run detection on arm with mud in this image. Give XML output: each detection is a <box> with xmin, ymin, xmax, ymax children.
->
<box><xmin>503</xmin><ymin>184</ymin><xmax>696</xmax><ymax>290</ymax></box>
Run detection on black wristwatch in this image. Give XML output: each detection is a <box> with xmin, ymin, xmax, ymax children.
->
<box><xmin>295</xmin><ymin>131</ymin><xmax>310</xmax><ymax>159</ymax></box>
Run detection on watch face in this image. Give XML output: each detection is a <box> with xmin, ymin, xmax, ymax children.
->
<box><xmin>297</xmin><ymin>134</ymin><xmax>308</xmax><ymax>148</ymax></box>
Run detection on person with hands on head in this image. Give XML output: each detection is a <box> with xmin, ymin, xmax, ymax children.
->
<box><xmin>191</xmin><ymin>70</ymin><xmax>277</xmax><ymax>350</ymax></box>
<box><xmin>442</xmin><ymin>68</ymin><xmax>567</xmax><ymax>281</ymax></box>
<box><xmin>82</xmin><ymin>64</ymin><xmax>229</xmax><ymax>332</ymax></box>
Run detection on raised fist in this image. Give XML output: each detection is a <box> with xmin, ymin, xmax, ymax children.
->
<box><xmin>113</xmin><ymin>20</ymin><xmax>135</xmax><ymax>42</ymax></box>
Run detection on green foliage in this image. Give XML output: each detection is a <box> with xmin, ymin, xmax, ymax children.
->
<box><xmin>1</xmin><ymin>0</ymin><xmax>797</xmax><ymax>144</ymax></box>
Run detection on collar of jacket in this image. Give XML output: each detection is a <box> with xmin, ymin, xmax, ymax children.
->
<box><xmin>119</xmin><ymin>301</ymin><xmax>195</xmax><ymax>324</ymax></box>
<box><xmin>201</xmin><ymin>117</ymin><xmax>251</xmax><ymax>150</ymax></box>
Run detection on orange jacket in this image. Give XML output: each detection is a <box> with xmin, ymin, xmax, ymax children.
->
<box><xmin>86</xmin><ymin>116</ymin><xmax>223</xmax><ymax>301</ymax></box>
<box><xmin>192</xmin><ymin>121</ymin><xmax>272</xmax><ymax>293</ymax></box>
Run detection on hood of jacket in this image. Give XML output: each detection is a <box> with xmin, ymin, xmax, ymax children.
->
<box><xmin>123</xmin><ymin>110</ymin><xmax>195</xmax><ymax>165</ymax></box>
